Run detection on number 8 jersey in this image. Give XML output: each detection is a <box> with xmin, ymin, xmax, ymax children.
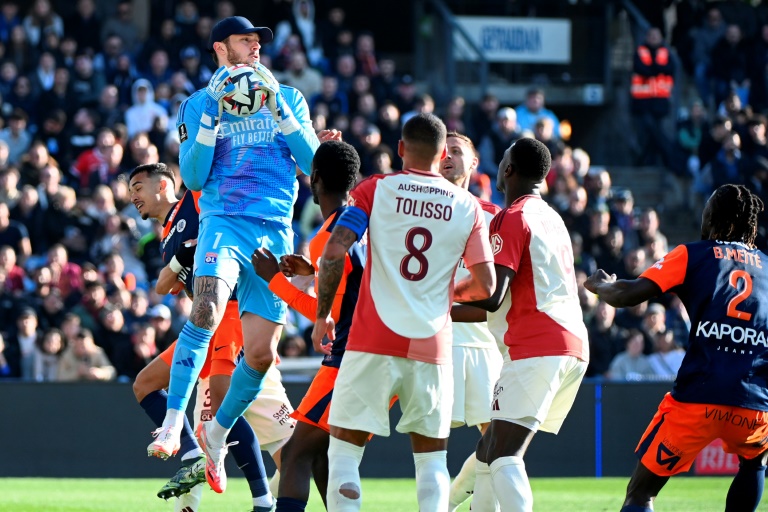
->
<box><xmin>336</xmin><ymin>169</ymin><xmax>494</xmax><ymax>365</ymax></box>
<box><xmin>640</xmin><ymin>240</ymin><xmax>768</xmax><ymax>411</ymax></box>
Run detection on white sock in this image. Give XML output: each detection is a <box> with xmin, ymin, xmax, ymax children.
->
<box><xmin>163</xmin><ymin>409</ymin><xmax>184</xmax><ymax>430</ymax></box>
<box><xmin>175</xmin><ymin>483</ymin><xmax>203</xmax><ymax>512</ymax></box>
<box><xmin>269</xmin><ymin>469</ymin><xmax>280</xmax><ymax>497</ymax></box>
<box><xmin>206</xmin><ymin>417</ymin><xmax>230</xmax><ymax>447</ymax></box>
<box><xmin>449</xmin><ymin>451</ymin><xmax>477</xmax><ymax>511</ymax></box>
<box><xmin>327</xmin><ymin>437</ymin><xmax>365</xmax><ymax>512</ymax></box>
<box><xmin>472</xmin><ymin>459</ymin><xmax>499</xmax><ymax>512</ymax></box>
<box><xmin>180</xmin><ymin>448</ymin><xmax>203</xmax><ymax>461</ymax></box>
<box><xmin>413</xmin><ymin>450</ymin><xmax>450</xmax><ymax>511</ymax></box>
<box><xmin>490</xmin><ymin>456</ymin><xmax>532</xmax><ymax>512</ymax></box>
<box><xmin>253</xmin><ymin>494</ymin><xmax>273</xmax><ymax>509</ymax></box>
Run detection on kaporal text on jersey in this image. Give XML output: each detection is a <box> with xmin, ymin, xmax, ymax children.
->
<box><xmin>395</xmin><ymin>197</ymin><xmax>453</xmax><ymax>221</ymax></box>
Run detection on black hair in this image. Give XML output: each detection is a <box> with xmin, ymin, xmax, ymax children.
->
<box><xmin>312</xmin><ymin>140</ymin><xmax>360</xmax><ymax>194</ymax></box>
<box><xmin>708</xmin><ymin>184</ymin><xmax>764</xmax><ymax>246</ymax></box>
<box><xmin>401</xmin><ymin>113</ymin><xmax>446</xmax><ymax>157</ymax></box>
<box><xmin>129</xmin><ymin>162</ymin><xmax>176</xmax><ymax>186</ymax></box>
<box><xmin>508</xmin><ymin>137</ymin><xmax>552</xmax><ymax>183</ymax></box>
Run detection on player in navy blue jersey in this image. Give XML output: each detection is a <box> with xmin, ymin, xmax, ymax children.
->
<box><xmin>128</xmin><ymin>163</ymin><xmax>294</xmax><ymax>512</ymax></box>
<box><xmin>155</xmin><ymin>15</ymin><xmax>320</xmax><ymax>501</ymax></box>
<box><xmin>586</xmin><ymin>184</ymin><xmax>768</xmax><ymax>512</ymax></box>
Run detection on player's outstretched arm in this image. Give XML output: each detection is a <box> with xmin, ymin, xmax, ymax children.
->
<box><xmin>454</xmin><ymin>261</ymin><xmax>496</xmax><ymax>303</ymax></box>
<box><xmin>459</xmin><ymin>264</ymin><xmax>513</xmax><ymax>312</ymax></box>
<box><xmin>584</xmin><ymin>269</ymin><xmax>661</xmax><ymax>308</ymax></box>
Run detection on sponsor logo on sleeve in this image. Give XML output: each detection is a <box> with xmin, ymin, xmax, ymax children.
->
<box><xmin>176</xmin><ymin>219</ymin><xmax>186</xmax><ymax>232</ymax></box>
<box><xmin>178</xmin><ymin>123</ymin><xmax>188</xmax><ymax>143</ymax></box>
<box><xmin>491</xmin><ymin>234</ymin><xmax>503</xmax><ymax>255</ymax></box>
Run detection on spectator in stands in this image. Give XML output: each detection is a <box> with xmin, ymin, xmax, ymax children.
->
<box><xmin>647</xmin><ymin>330</ymin><xmax>685</xmax><ymax>380</ymax></box>
<box><xmin>622</xmin><ymin>246</ymin><xmax>649</xmax><ymax>281</ymax></box>
<box><xmin>691</xmin><ymin>7</ymin><xmax>726</xmax><ymax>107</ymax></box>
<box><xmin>478</xmin><ymin>107</ymin><xmax>522</xmax><ymax>180</ymax></box>
<box><xmin>750</xmin><ymin>24</ymin><xmax>768</xmax><ymax>112</ymax></box>
<box><xmin>0</xmin><ymin>201</ymin><xmax>30</xmax><ymax>265</ymax></box>
<box><xmin>0</xmin><ymin>108</ymin><xmax>31</xmax><ymax>165</ymax></box>
<box><xmin>147</xmin><ymin>303</ymin><xmax>174</xmax><ymax>351</ymax></box>
<box><xmin>0</xmin><ymin>331</ymin><xmax>16</xmax><ymax>378</ymax></box>
<box><xmin>641</xmin><ymin>302</ymin><xmax>668</xmax><ymax>354</ymax></box>
<box><xmin>31</xmin><ymin>51</ymin><xmax>55</xmax><ymax>94</ymax></box>
<box><xmin>33</xmin><ymin>327</ymin><xmax>64</xmax><ymax>381</ymax></box>
<box><xmin>178</xmin><ymin>45</ymin><xmax>211</xmax><ymax>91</ymax></box>
<box><xmin>630</xmin><ymin>27</ymin><xmax>674</xmax><ymax>167</ymax></box>
<box><xmin>607</xmin><ymin>329</ymin><xmax>653</xmax><ymax>381</ymax></box>
<box><xmin>318</xmin><ymin>7</ymin><xmax>347</xmax><ymax>62</ymax></box>
<box><xmin>114</xmin><ymin>322</ymin><xmax>157</xmax><ymax>381</ymax></box>
<box><xmin>22</xmin><ymin>0</ymin><xmax>63</xmax><ymax>51</ymax></box>
<box><xmin>369</xmin><ymin>145</ymin><xmax>395</xmax><ymax>175</ymax></box>
<box><xmin>71</xmin><ymin>53</ymin><xmax>105</xmax><ymax>111</ymax></box>
<box><xmin>11</xmin><ymin>185</ymin><xmax>45</xmax><ymax>253</ymax></box>
<box><xmin>710</xmin><ymin>24</ymin><xmax>751</xmax><ymax>106</ymax></box>
<box><xmin>443</xmin><ymin>96</ymin><xmax>466</xmax><ymax>134</ymax></box>
<box><xmin>7</xmin><ymin>25</ymin><xmax>35</xmax><ymax>74</ymax></box>
<box><xmin>124</xmin><ymin>288</ymin><xmax>148</xmax><ymax>329</ymax></box>
<box><xmin>0</xmin><ymin>244</ymin><xmax>25</xmax><ymax>294</ymax></box>
<box><xmin>279</xmin><ymin>334</ymin><xmax>308</xmax><ymax>359</ymax></box>
<box><xmin>394</xmin><ymin>73</ymin><xmax>417</xmax><ymax>114</ymax></box>
<box><xmin>0</xmin><ymin>1</ymin><xmax>21</xmax><ymax>46</ymax></box>
<box><xmin>0</xmin><ymin>165</ymin><xmax>21</xmax><ymax>210</ymax></box>
<box><xmin>562</xmin><ymin>186</ymin><xmax>590</xmax><ymax>242</ymax></box>
<box><xmin>124</xmin><ymin>79</ymin><xmax>167</xmax><ymax>140</ymax></box>
<box><xmin>355</xmin><ymin>31</ymin><xmax>378</xmax><ymax>77</ymax></box>
<box><xmin>372</xmin><ymin>58</ymin><xmax>398</xmax><ymax>106</ymax></box>
<box><xmin>310</xmin><ymin>75</ymin><xmax>347</xmax><ymax>126</ymax></box>
<box><xmin>467</xmin><ymin>93</ymin><xmax>499</xmax><ymax>143</ymax></box>
<box><xmin>279</xmin><ymin>51</ymin><xmax>322</xmax><ymax>100</ymax></box>
<box><xmin>37</xmin><ymin>286</ymin><xmax>65</xmax><ymax>331</ymax></box>
<box><xmin>70</xmin><ymin>279</ymin><xmax>106</xmax><ymax>334</ymax></box>
<box><xmin>46</xmin><ymin>243</ymin><xmax>82</xmax><ymax>302</ymax></box>
<box><xmin>676</xmin><ymin>100</ymin><xmax>708</xmax><ymax>179</ymax></box>
<box><xmin>571</xmin><ymin>231</ymin><xmax>597</xmax><ymax>276</ymax></box>
<box><xmin>595</xmin><ymin>226</ymin><xmax>627</xmax><ymax>279</ymax></box>
<box><xmin>70</xmin><ymin>127</ymin><xmax>117</xmax><ymax>193</ymax></box>
<box><xmin>377</xmin><ymin>101</ymin><xmax>401</xmax><ymax>153</ymax></box>
<box><xmin>515</xmin><ymin>87</ymin><xmax>560</xmax><ymax>136</ymax></box>
<box><xmin>101</xmin><ymin>0</ymin><xmax>139</xmax><ymax>54</ymax></box>
<box><xmin>57</xmin><ymin>327</ymin><xmax>115</xmax><ymax>381</ymax></box>
<box><xmin>586</xmin><ymin>300</ymin><xmax>626</xmax><ymax>378</ymax></box>
<box><xmin>704</xmin><ymin>130</ymin><xmax>746</xmax><ymax>195</ymax></box>
<box><xmin>7</xmin><ymin>307</ymin><xmax>41</xmax><ymax>380</ymax></box>
<box><xmin>636</xmin><ymin>207</ymin><xmax>668</xmax><ymax>257</ymax></box>
<box><xmin>65</xmin><ymin>0</ymin><xmax>101</xmax><ymax>55</ymax></box>
<box><xmin>585</xmin><ymin>204</ymin><xmax>611</xmax><ymax>258</ymax></box>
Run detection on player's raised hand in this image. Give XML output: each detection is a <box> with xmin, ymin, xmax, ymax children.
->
<box><xmin>317</xmin><ymin>129</ymin><xmax>342</xmax><ymax>142</ymax></box>
<box><xmin>584</xmin><ymin>269</ymin><xmax>616</xmax><ymax>294</ymax></box>
<box><xmin>253</xmin><ymin>63</ymin><xmax>293</xmax><ymax>125</ymax></box>
<box><xmin>252</xmin><ymin>247</ymin><xmax>281</xmax><ymax>282</ymax></box>
<box><xmin>311</xmin><ymin>315</ymin><xmax>335</xmax><ymax>355</ymax></box>
<box><xmin>280</xmin><ymin>254</ymin><xmax>314</xmax><ymax>276</ymax></box>
<box><xmin>203</xmin><ymin>65</ymin><xmax>236</xmax><ymax>121</ymax></box>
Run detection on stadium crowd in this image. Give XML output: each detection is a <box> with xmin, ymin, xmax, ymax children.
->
<box><xmin>2</xmin><ymin>0</ymin><xmax>766</xmax><ymax>385</ymax></box>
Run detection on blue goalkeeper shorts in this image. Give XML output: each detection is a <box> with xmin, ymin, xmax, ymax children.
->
<box><xmin>194</xmin><ymin>215</ymin><xmax>293</xmax><ymax>323</ymax></box>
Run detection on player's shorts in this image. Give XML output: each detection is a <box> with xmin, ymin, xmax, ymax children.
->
<box><xmin>159</xmin><ymin>300</ymin><xmax>242</xmax><ymax>379</ymax></box>
<box><xmin>490</xmin><ymin>355</ymin><xmax>587</xmax><ymax>435</ymax></box>
<box><xmin>291</xmin><ymin>364</ymin><xmax>338</xmax><ymax>433</ymax></box>
<box><xmin>451</xmin><ymin>345</ymin><xmax>503</xmax><ymax>428</ymax></box>
<box><xmin>195</xmin><ymin>215</ymin><xmax>293</xmax><ymax>323</ymax></box>
<box><xmin>328</xmin><ymin>351</ymin><xmax>453</xmax><ymax>439</ymax></box>
<box><xmin>636</xmin><ymin>393</ymin><xmax>768</xmax><ymax>477</ymax></box>
<box><xmin>193</xmin><ymin>365</ymin><xmax>296</xmax><ymax>455</ymax></box>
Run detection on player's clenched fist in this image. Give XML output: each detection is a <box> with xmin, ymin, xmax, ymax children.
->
<box><xmin>584</xmin><ymin>269</ymin><xmax>617</xmax><ymax>294</ymax></box>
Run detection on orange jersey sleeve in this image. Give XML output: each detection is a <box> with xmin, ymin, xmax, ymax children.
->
<box><xmin>269</xmin><ymin>272</ymin><xmax>318</xmax><ymax>321</ymax></box>
<box><xmin>639</xmin><ymin>244</ymin><xmax>689</xmax><ymax>292</ymax></box>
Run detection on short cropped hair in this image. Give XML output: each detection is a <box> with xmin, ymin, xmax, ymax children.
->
<box><xmin>509</xmin><ymin>138</ymin><xmax>552</xmax><ymax>183</ymax></box>
<box><xmin>313</xmin><ymin>140</ymin><xmax>360</xmax><ymax>194</ymax></box>
<box><xmin>129</xmin><ymin>162</ymin><xmax>176</xmax><ymax>186</ymax></box>
<box><xmin>446</xmin><ymin>131</ymin><xmax>476</xmax><ymax>153</ymax></box>
<box><xmin>402</xmin><ymin>113</ymin><xmax>446</xmax><ymax>158</ymax></box>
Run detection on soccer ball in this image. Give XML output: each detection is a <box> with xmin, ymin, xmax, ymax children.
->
<box><xmin>222</xmin><ymin>65</ymin><xmax>267</xmax><ymax>117</ymax></box>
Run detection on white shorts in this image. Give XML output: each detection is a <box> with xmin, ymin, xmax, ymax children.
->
<box><xmin>328</xmin><ymin>351</ymin><xmax>453</xmax><ymax>439</ymax></box>
<box><xmin>451</xmin><ymin>345</ymin><xmax>503</xmax><ymax>428</ymax></box>
<box><xmin>194</xmin><ymin>366</ymin><xmax>295</xmax><ymax>454</ymax></box>
<box><xmin>491</xmin><ymin>355</ymin><xmax>587</xmax><ymax>434</ymax></box>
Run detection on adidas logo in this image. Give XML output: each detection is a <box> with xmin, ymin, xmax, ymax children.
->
<box><xmin>176</xmin><ymin>357</ymin><xmax>195</xmax><ymax>368</ymax></box>
<box><xmin>492</xmin><ymin>399</ymin><xmax>500</xmax><ymax>411</ymax></box>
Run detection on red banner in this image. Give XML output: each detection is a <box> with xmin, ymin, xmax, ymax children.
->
<box><xmin>694</xmin><ymin>439</ymin><xmax>740</xmax><ymax>475</ymax></box>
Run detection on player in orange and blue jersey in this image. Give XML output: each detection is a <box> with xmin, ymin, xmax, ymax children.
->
<box><xmin>251</xmin><ymin>140</ymin><xmax>365</xmax><ymax>512</ymax></box>
<box><xmin>586</xmin><ymin>184</ymin><xmax>768</xmax><ymax>512</ymax></box>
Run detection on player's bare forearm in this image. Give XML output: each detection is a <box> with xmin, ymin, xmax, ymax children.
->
<box><xmin>316</xmin><ymin>226</ymin><xmax>356</xmax><ymax>318</ymax></box>
<box><xmin>460</xmin><ymin>264</ymin><xmax>514</xmax><ymax>312</ymax></box>
<box><xmin>454</xmin><ymin>261</ymin><xmax>496</xmax><ymax>303</ymax></box>
<box><xmin>451</xmin><ymin>304</ymin><xmax>487</xmax><ymax>323</ymax></box>
<box><xmin>585</xmin><ymin>275</ymin><xmax>660</xmax><ymax>308</ymax></box>
<box><xmin>190</xmin><ymin>276</ymin><xmax>231</xmax><ymax>330</ymax></box>
<box><xmin>156</xmin><ymin>265</ymin><xmax>180</xmax><ymax>295</ymax></box>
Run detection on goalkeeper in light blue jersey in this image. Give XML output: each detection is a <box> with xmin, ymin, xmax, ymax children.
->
<box><xmin>148</xmin><ymin>16</ymin><xmax>319</xmax><ymax>506</ymax></box>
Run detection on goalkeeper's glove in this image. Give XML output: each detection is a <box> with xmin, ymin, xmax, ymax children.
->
<box><xmin>253</xmin><ymin>63</ymin><xmax>300</xmax><ymax>134</ymax></box>
<box><xmin>202</xmin><ymin>65</ymin><xmax>236</xmax><ymax>129</ymax></box>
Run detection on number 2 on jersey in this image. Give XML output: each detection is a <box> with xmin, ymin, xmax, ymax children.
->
<box><xmin>400</xmin><ymin>227</ymin><xmax>433</xmax><ymax>281</ymax></box>
<box><xmin>727</xmin><ymin>270</ymin><xmax>753</xmax><ymax>321</ymax></box>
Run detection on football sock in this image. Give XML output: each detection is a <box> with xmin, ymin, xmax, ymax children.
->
<box><xmin>167</xmin><ymin>322</ymin><xmax>213</xmax><ymax>412</ymax></box>
<box><xmin>327</xmin><ymin>437</ymin><xmax>365</xmax><ymax>512</ymax></box>
<box><xmin>490</xmin><ymin>456</ymin><xmax>533</xmax><ymax>512</ymax></box>
<box><xmin>275</xmin><ymin>497</ymin><xmax>307</xmax><ymax>511</ymax></box>
<box><xmin>413</xmin><ymin>450</ymin><xmax>450</xmax><ymax>511</ymax></box>
<box><xmin>215</xmin><ymin>360</ymin><xmax>266</xmax><ymax>431</ymax></box>
<box><xmin>228</xmin><ymin>416</ymin><xmax>271</xmax><ymax>506</ymax></box>
<box><xmin>472</xmin><ymin>460</ymin><xmax>500</xmax><ymax>512</ymax></box>
<box><xmin>269</xmin><ymin>469</ymin><xmax>280</xmax><ymax>497</ymax></box>
<box><xmin>175</xmin><ymin>482</ymin><xmax>203</xmax><ymax>512</ymax></box>
<box><xmin>449</xmin><ymin>451</ymin><xmax>477</xmax><ymax>511</ymax></box>
<box><xmin>725</xmin><ymin>458</ymin><xmax>766</xmax><ymax>512</ymax></box>
<box><xmin>140</xmin><ymin>390</ymin><xmax>199</xmax><ymax>458</ymax></box>
<box><xmin>619</xmin><ymin>507</ymin><xmax>653</xmax><ymax>512</ymax></box>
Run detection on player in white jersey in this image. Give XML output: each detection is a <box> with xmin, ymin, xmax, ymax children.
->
<box><xmin>311</xmin><ymin>114</ymin><xmax>496</xmax><ymax>511</ymax></box>
<box><xmin>458</xmin><ymin>138</ymin><xmax>589</xmax><ymax>511</ymax></box>
<box><xmin>439</xmin><ymin>132</ymin><xmax>504</xmax><ymax>512</ymax></box>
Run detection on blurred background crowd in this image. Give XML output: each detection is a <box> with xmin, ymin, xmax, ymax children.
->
<box><xmin>0</xmin><ymin>0</ymin><xmax>764</xmax><ymax>385</ymax></box>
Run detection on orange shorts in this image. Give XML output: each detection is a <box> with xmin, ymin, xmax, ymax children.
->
<box><xmin>636</xmin><ymin>393</ymin><xmax>768</xmax><ymax>476</ymax></box>
<box><xmin>291</xmin><ymin>365</ymin><xmax>338</xmax><ymax>433</ymax></box>
<box><xmin>159</xmin><ymin>301</ymin><xmax>243</xmax><ymax>380</ymax></box>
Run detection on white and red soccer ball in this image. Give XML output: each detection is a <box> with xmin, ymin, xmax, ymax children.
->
<box><xmin>222</xmin><ymin>64</ymin><xmax>267</xmax><ymax>117</ymax></box>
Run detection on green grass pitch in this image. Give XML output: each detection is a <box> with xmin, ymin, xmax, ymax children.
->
<box><xmin>0</xmin><ymin>476</ymin><xmax>757</xmax><ymax>511</ymax></box>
